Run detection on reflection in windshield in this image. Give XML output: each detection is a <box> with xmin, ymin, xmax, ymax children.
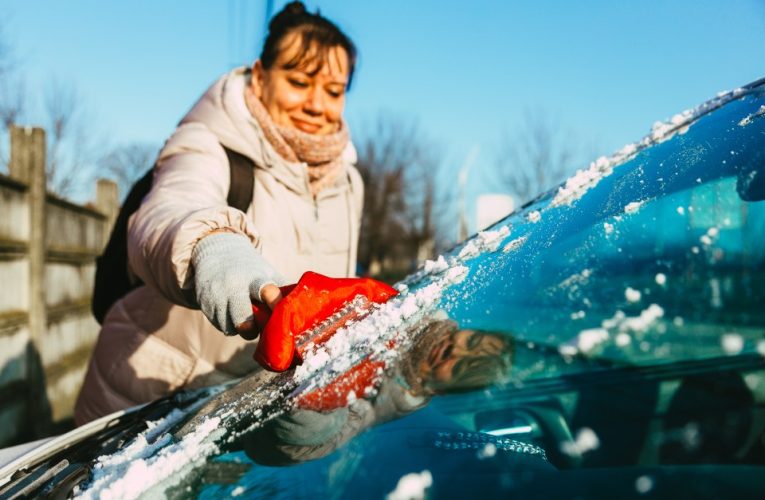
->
<box><xmin>239</xmin><ymin>314</ymin><xmax>516</xmax><ymax>466</ymax></box>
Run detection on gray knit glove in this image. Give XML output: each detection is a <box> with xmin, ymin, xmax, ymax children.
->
<box><xmin>191</xmin><ymin>232</ymin><xmax>285</xmax><ymax>335</ymax></box>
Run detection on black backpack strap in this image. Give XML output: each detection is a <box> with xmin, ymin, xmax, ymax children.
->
<box><xmin>91</xmin><ymin>167</ymin><xmax>154</xmax><ymax>323</ymax></box>
<box><xmin>224</xmin><ymin>146</ymin><xmax>255</xmax><ymax>213</ymax></box>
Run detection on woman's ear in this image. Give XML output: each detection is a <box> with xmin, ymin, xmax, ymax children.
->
<box><xmin>251</xmin><ymin>60</ymin><xmax>265</xmax><ymax>99</ymax></box>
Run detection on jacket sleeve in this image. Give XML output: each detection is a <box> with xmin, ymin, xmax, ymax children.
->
<box><xmin>127</xmin><ymin>122</ymin><xmax>259</xmax><ymax>307</ymax></box>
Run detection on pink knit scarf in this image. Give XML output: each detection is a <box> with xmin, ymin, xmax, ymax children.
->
<box><xmin>244</xmin><ymin>84</ymin><xmax>349</xmax><ymax>198</ymax></box>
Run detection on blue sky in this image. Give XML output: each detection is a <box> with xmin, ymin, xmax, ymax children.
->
<box><xmin>2</xmin><ymin>0</ymin><xmax>765</xmax><ymax>229</ymax></box>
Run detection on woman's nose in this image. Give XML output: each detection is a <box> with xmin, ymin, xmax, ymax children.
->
<box><xmin>303</xmin><ymin>88</ymin><xmax>324</xmax><ymax>116</ymax></box>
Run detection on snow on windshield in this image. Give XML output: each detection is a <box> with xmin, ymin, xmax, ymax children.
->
<box><xmin>76</xmin><ymin>261</ymin><xmax>470</xmax><ymax>499</ymax></box>
<box><xmin>550</xmin><ymin>86</ymin><xmax>749</xmax><ymax>208</ymax></box>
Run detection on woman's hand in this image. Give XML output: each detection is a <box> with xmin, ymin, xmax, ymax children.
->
<box><xmin>191</xmin><ymin>232</ymin><xmax>285</xmax><ymax>338</ymax></box>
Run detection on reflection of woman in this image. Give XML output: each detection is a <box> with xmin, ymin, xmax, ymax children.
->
<box><xmin>75</xmin><ymin>2</ymin><xmax>362</xmax><ymax>424</ymax></box>
<box><xmin>244</xmin><ymin>318</ymin><xmax>514</xmax><ymax>465</ymax></box>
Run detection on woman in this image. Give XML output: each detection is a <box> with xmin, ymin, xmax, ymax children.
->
<box><xmin>75</xmin><ymin>2</ymin><xmax>362</xmax><ymax>424</ymax></box>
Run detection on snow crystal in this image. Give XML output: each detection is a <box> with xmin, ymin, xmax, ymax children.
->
<box><xmin>561</xmin><ymin>427</ymin><xmax>600</xmax><ymax>456</ymax></box>
<box><xmin>707</xmin><ymin>227</ymin><xmax>719</xmax><ymax>238</ymax></box>
<box><xmin>502</xmin><ymin>236</ymin><xmax>527</xmax><ymax>253</ymax></box>
<box><xmin>691</xmin><ymin>246</ymin><xmax>700</xmax><ymax>254</ymax></box>
<box><xmin>527</xmin><ymin>211</ymin><xmax>541</xmax><ymax>223</ymax></box>
<box><xmin>477</xmin><ymin>443</ymin><xmax>497</xmax><ymax>459</ymax></box>
<box><xmin>635</xmin><ymin>475</ymin><xmax>654</xmax><ymax>494</ymax></box>
<box><xmin>387</xmin><ymin>470</ymin><xmax>433</xmax><ymax>500</ymax></box>
<box><xmin>603</xmin><ymin>222</ymin><xmax>614</xmax><ymax>235</ymax></box>
<box><xmin>624</xmin><ymin>201</ymin><xmax>644</xmax><ymax>214</ymax></box>
<box><xmin>721</xmin><ymin>333</ymin><xmax>744</xmax><ymax>355</ymax></box>
<box><xmin>625</xmin><ymin>287</ymin><xmax>641</xmax><ymax>303</ymax></box>
<box><xmin>576</xmin><ymin>328</ymin><xmax>609</xmax><ymax>353</ymax></box>
<box><xmin>700</xmin><ymin>235</ymin><xmax>712</xmax><ymax>246</ymax></box>
<box><xmin>655</xmin><ymin>273</ymin><xmax>667</xmax><ymax>286</ymax></box>
<box><xmin>676</xmin><ymin>206</ymin><xmax>685</xmax><ymax>215</ymax></box>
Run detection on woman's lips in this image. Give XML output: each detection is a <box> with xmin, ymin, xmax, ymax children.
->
<box><xmin>291</xmin><ymin>117</ymin><xmax>322</xmax><ymax>134</ymax></box>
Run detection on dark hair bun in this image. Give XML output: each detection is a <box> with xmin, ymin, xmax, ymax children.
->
<box><xmin>269</xmin><ymin>1</ymin><xmax>307</xmax><ymax>32</ymax></box>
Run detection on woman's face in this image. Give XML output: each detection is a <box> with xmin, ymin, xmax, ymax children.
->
<box><xmin>253</xmin><ymin>32</ymin><xmax>349</xmax><ymax>135</ymax></box>
<box><xmin>424</xmin><ymin>329</ymin><xmax>506</xmax><ymax>385</ymax></box>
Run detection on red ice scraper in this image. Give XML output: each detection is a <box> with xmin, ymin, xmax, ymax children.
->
<box><xmin>252</xmin><ymin>271</ymin><xmax>397</xmax><ymax>372</ymax></box>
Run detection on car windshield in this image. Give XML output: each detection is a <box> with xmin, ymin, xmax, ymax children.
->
<box><xmin>16</xmin><ymin>83</ymin><xmax>764</xmax><ymax>499</ymax></box>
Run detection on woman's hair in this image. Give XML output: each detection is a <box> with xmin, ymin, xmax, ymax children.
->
<box><xmin>260</xmin><ymin>1</ymin><xmax>358</xmax><ymax>89</ymax></box>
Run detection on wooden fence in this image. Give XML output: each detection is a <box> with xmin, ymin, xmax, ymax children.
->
<box><xmin>0</xmin><ymin>126</ymin><xmax>118</xmax><ymax>447</ymax></box>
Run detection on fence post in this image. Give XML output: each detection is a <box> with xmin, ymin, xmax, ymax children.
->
<box><xmin>10</xmin><ymin>126</ymin><xmax>51</xmax><ymax>437</ymax></box>
<box><xmin>96</xmin><ymin>179</ymin><xmax>119</xmax><ymax>248</ymax></box>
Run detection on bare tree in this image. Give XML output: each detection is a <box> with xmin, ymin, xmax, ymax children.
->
<box><xmin>355</xmin><ymin>115</ymin><xmax>449</xmax><ymax>280</ymax></box>
<box><xmin>43</xmin><ymin>80</ymin><xmax>100</xmax><ymax>197</ymax></box>
<box><xmin>0</xmin><ymin>24</ymin><xmax>26</xmax><ymax>171</ymax></box>
<box><xmin>494</xmin><ymin>110</ymin><xmax>580</xmax><ymax>205</ymax></box>
<box><xmin>100</xmin><ymin>142</ymin><xmax>158</xmax><ymax>200</ymax></box>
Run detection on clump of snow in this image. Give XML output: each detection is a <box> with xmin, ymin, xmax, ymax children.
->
<box><xmin>624</xmin><ymin>201</ymin><xmax>644</xmax><ymax>215</ymax></box>
<box><xmin>570</xmin><ymin>310</ymin><xmax>586</xmax><ymax>320</ymax></box>
<box><xmin>620</xmin><ymin>304</ymin><xmax>664</xmax><ymax>332</ymax></box>
<box><xmin>700</xmin><ymin>235</ymin><xmax>712</xmax><ymax>246</ymax></box>
<box><xmin>625</xmin><ymin>287</ymin><xmax>641</xmax><ymax>303</ymax></box>
<box><xmin>635</xmin><ymin>475</ymin><xmax>654</xmax><ymax>494</ymax></box>
<box><xmin>603</xmin><ymin>222</ymin><xmax>614</xmax><ymax>235</ymax></box>
<box><xmin>423</xmin><ymin>255</ymin><xmax>448</xmax><ymax>274</ymax></box>
<box><xmin>231</xmin><ymin>486</ymin><xmax>246</xmax><ymax>496</ymax></box>
<box><xmin>673</xmin><ymin>316</ymin><xmax>684</xmax><ymax>327</ymax></box>
<box><xmin>558</xmin><ymin>344</ymin><xmax>578</xmax><ymax>357</ymax></box>
<box><xmin>477</xmin><ymin>225</ymin><xmax>511</xmax><ymax>252</ymax></box>
<box><xmin>79</xmin><ymin>414</ymin><xmax>224</xmax><ymax>499</ymax></box>
<box><xmin>552</xmin><ymin>156</ymin><xmax>614</xmax><ymax>207</ymax></box>
<box><xmin>387</xmin><ymin>470</ymin><xmax>433</xmax><ymax>500</ymax></box>
<box><xmin>707</xmin><ymin>227</ymin><xmax>719</xmax><ymax>238</ymax></box>
<box><xmin>561</xmin><ymin>428</ymin><xmax>600</xmax><ymax>456</ymax></box>
<box><xmin>527</xmin><ymin>210</ymin><xmax>541</xmax><ymax>223</ymax></box>
<box><xmin>502</xmin><ymin>236</ymin><xmax>527</xmax><ymax>253</ymax></box>
<box><xmin>457</xmin><ymin>240</ymin><xmax>480</xmax><ymax>260</ymax></box>
<box><xmin>757</xmin><ymin>340</ymin><xmax>765</xmax><ymax>357</ymax></box>
<box><xmin>721</xmin><ymin>333</ymin><xmax>744</xmax><ymax>355</ymax></box>
<box><xmin>477</xmin><ymin>443</ymin><xmax>497</xmax><ymax>459</ymax></box>
<box><xmin>676</xmin><ymin>206</ymin><xmax>685</xmax><ymax>215</ymax></box>
<box><xmin>738</xmin><ymin>105</ymin><xmax>765</xmax><ymax>127</ymax></box>
<box><xmin>576</xmin><ymin>328</ymin><xmax>609</xmax><ymax>353</ymax></box>
<box><xmin>655</xmin><ymin>273</ymin><xmax>667</xmax><ymax>286</ymax></box>
<box><xmin>691</xmin><ymin>246</ymin><xmax>700</xmax><ymax>254</ymax></box>
<box><xmin>615</xmin><ymin>332</ymin><xmax>631</xmax><ymax>347</ymax></box>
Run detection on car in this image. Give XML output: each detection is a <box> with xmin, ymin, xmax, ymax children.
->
<box><xmin>1</xmin><ymin>77</ymin><xmax>765</xmax><ymax>499</ymax></box>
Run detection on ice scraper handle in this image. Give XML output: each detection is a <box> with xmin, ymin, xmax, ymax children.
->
<box><xmin>192</xmin><ymin>232</ymin><xmax>286</xmax><ymax>336</ymax></box>
<box><xmin>254</xmin><ymin>272</ymin><xmax>398</xmax><ymax>372</ymax></box>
